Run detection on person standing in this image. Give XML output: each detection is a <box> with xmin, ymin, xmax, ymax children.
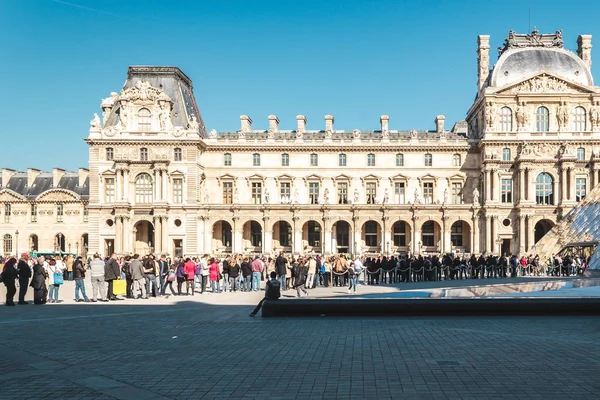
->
<box><xmin>292</xmin><ymin>259</ymin><xmax>308</xmax><ymax>297</ymax></box>
<box><xmin>130</xmin><ymin>254</ymin><xmax>147</xmax><ymax>299</ymax></box>
<box><xmin>275</xmin><ymin>251</ymin><xmax>287</xmax><ymax>291</ymax></box>
<box><xmin>105</xmin><ymin>253</ymin><xmax>122</xmax><ymax>301</ymax></box>
<box><xmin>200</xmin><ymin>254</ymin><xmax>210</xmax><ymax>294</ymax></box>
<box><xmin>209</xmin><ymin>258</ymin><xmax>221</xmax><ymax>293</ymax></box>
<box><xmin>66</xmin><ymin>254</ymin><xmax>74</xmax><ymax>281</ymax></box>
<box><xmin>249</xmin><ymin>271</ymin><xmax>281</xmax><ymax>317</ymax></box>
<box><xmin>73</xmin><ymin>256</ymin><xmax>90</xmax><ymax>302</ymax></box>
<box><xmin>122</xmin><ymin>256</ymin><xmax>133</xmax><ymax>298</ymax></box>
<box><xmin>17</xmin><ymin>253</ymin><xmax>32</xmax><ymax>305</ymax></box>
<box><xmin>241</xmin><ymin>257</ymin><xmax>253</xmax><ymax>292</ymax></box>
<box><xmin>158</xmin><ymin>255</ymin><xmax>169</xmax><ymax>294</ymax></box>
<box><xmin>251</xmin><ymin>256</ymin><xmax>263</xmax><ymax>291</ymax></box>
<box><xmin>90</xmin><ymin>254</ymin><xmax>107</xmax><ymax>302</ymax></box>
<box><xmin>30</xmin><ymin>259</ymin><xmax>47</xmax><ymax>305</ymax></box>
<box><xmin>184</xmin><ymin>258</ymin><xmax>196</xmax><ymax>295</ymax></box>
<box><xmin>143</xmin><ymin>255</ymin><xmax>160</xmax><ymax>297</ymax></box>
<box><xmin>229</xmin><ymin>259</ymin><xmax>240</xmax><ymax>292</ymax></box>
<box><xmin>348</xmin><ymin>262</ymin><xmax>357</xmax><ymax>294</ymax></box>
<box><xmin>47</xmin><ymin>258</ymin><xmax>65</xmax><ymax>303</ymax></box>
<box><xmin>2</xmin><ymin>258</ymin><xmax>18</xmax><ymax>306</ymax></box>
<box><xmin>222</xmin><ymin>256</ymin><xmax>231</xmax><ymax>292</ymax></box>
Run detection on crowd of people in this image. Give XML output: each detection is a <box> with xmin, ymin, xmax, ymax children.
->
<box><xmin>0</xmin><ymin>250</ymin><xmax>591</xmax><ymax>306</ymax></box>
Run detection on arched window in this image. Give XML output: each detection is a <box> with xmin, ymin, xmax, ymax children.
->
<box><xmin>535</xmin><ymin>106</ymin><xmax>549</xmax><ymax>132</ymax></box>
<box><xmin>535</xmin><ymin>173</ymin><xmax>554</xmax><ymax>205</ymax></box>
<box><xmin>452</xmin><ymin>154</ymin><xmax>461</xmax><ymax>167</ymax></box>
<box><xmin>577</xmin><ymin>147</ymin><xmax>586</xmax><ymax>161</ymax></box>
<box><xmin>396</xmin><ymin>154</ymin><xmax>404</xmax><ymax>167</ymax></box>
<box><xmin>106</xmin><ymin>148</ymin><xmax>114</xmax><ymax>161</ymax></box>
<box><xmin>135</xmin><ymin>173</ymin><xmax>153</xmax><ymax>203</ymax></box>
<box><xmin>173</xmin><ymin>148</ymin><xmax>182</xmax><ymax>161</ymax></box>
<box><xmin>499</xmin><ymin>107</ymin><xmax>513</xmax><ymax>132</ymax></box>
<box><xmin>55</xmin><ymin>233</ymin><xmax>65</xmax><ymax>252</ymax></box>
<box><xmin>3</xmin><ymin>234</ymin><xmax>12</xmax><ymax>254</ymax></box>
<box><xmin>424</xmin><ymin>153</ymin><xmax>433</xmax><ymax>166</ymax></box>
<box><xmin>138</xmin><ymin>108</ymin><xmax>151</xmax><ymax>131</ymax></box>
<box><xmin>502</xmin><ymin>148</ymin><xmax>511</xmax><ymax>161</ymax></box>
<box><xmin>140</xmin><ymin>148</ymin><xmax>148</xmax><ymax>161</ymax></box>
<box><xmin>573</xmin><ymin>106</ymin><xmax>586</xmax><ymax>132</ymax></box>
<box><xmin>224</xmin><ymin>153</ymin><xmax>232</xmax><ymax>166</ymax></box>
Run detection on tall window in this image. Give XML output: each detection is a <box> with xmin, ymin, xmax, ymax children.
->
<box><xmin>336</xmin><ymin>153</ymin><xmax>345</xmax><ymax>167</ymax></box>
<box><xmin>105</xmin><ymin>178</ymin><xmax>115</xmax><ymax>203</ymax></box>
<box><xmin>366</xmin><ymin>182</ymin><xmax>376</xmax><ymax>204</ymax></box>
<box><xmin>421</xmin><ymin>221</ymin><xmax>434</xmax><ymax>246</ymax></box>
<box><xmin>138</xmin><ymin>108</ymin><xmax>151</xmax><ymax>131</ymax></box>
<box><xmin>3</xmin><ymin>234</ymin><xmax>12</xmax><ymax>254</ymax></box>
<box><xmin>337</xmin><ymin>182</ymin><xmax>348</xmax><ymax>204</ymax></box>
<box><xmin>224</xmin><ymin>153</ymin><xmax>232</xmax><ymax>166</ymax></box>
<box><xmin>573</xmin><ymin>106</ymin><xmax>586</xmax><ymax>132</ymax></box>
<box><xmin>576</xmin><ymin>178</ymin><xmax>587</xmax><ymax>202</ymax></box>
<box><xmin>106</xmin><ymin>148</ymin><xmax>114</xmax><ymax>161</ymax></box>
<box><xmin>451</xmin><ymin>182</ymin><xmax>463</xmax><ymax>204</ymax></box>
<box><xmin>535</xmin><ymin>106</ymin><xmax>549</xmax><ymax>132</ymax></box>
<box><xmin>394</xmin><ymin>182</ymin><xmax>405</xmax><ymax>204</ymax></box>
<box><xmin>451</xmin><ymin>223</ymin><xmax>463</xmax><ymax>247</ymax></box>
<box><xmin>281</xmin><ymin>153</ymin><xmax>289</xmax><ymax>167</ymax></box>
<box><xmin>308</xmin><ymin>221</ymin><xmax>321</xmax><ymax>247</ymax></box>
<box><xmin>502</xmin><ymin>148</ymin><xmax>511</xmax><ymax>161</ymax></box>
<box><xmin>310</xmin><ymin>153</ymin><xmax>318</xmax><ymax>167</ymax></box>
<box><xmin>308</xmin><ymin>182</ymin><xmax>319</xmax><ymax>204</ymax></box>
<box><xmin>280</xmin><ymin>182</ymin><xmax>290</xmax><ymax>202</ymax></box>
<box><xmin>364</xmin><ymin>221</ymin><xmax>378</xmax><ymax>247</ymax></box>
<box><xmin>367</xmin><ymin>153</ymin><xmax>375</xmax><ymax>166</ymax></box>
<box><xmin>135</xmin><ymin>173</ymin><xmax>153</xmax><ymax>203</ymax></box>
<box><xmin>4</xmin><ymin>204</ymin><xmax>10</xmax><ymax>223</ymax></box>
<box><xmin>251</xmin><ymin>182</ymin><xmax>262</xmax><ymax>204</ymax></box>
<box><xmin>499</xmin><ymin>107</ymin><xmax>513</xmax><ymax>132</ymax></box>
<box><xmin>222</xmin><ymin>182</ymin><xmax>233</xmax><ymax>204</ymax></box>
<box><xmin>57</xmin><ymin>203</ymin><xmax>64</xmax><ymax>223</ymax></box>
<box><xmin>501</xmin><ymin>178</ymin><xmax>513</xmax><ymax>203</ymax></box>
<box><xmin>31</xmin><ymin>203</ymin><xmax>37</xmax><ymax>223</ymax></box>
<box><xmin>279</xmin><ymin>221</ymin><xmax>291</xmax><ymax>247</ymax></box>
<box><xmin>250</xmin><ymin>221</ymin><xmax>262</xmax><ymax>247</ymax></box>
<box><xmin>423</xmin><ymin>182</ymin><xmax>434</xmax><ymax>204</ymax></box>
<box><xmin>396</xmin><ymin>154</ymin><xmax>404</xmax><ymax>167</ymax></box>
<box><xmin>424</xmin><ymin>153</ymin><xmax>432</xmax><ymax>167</ymax></box>
<box><xmin>140</xmin><ymin>148</ymin><xmax>148</xmax><ymax>161</ymax></box>
<box><xmin>452</xmin><ymin>154</ymin><xmax>461</xmax><ymax>167</ymax></box>
<box><xmin>173</xmin><ymin>148</ymin><xmax>182</xmax><ymax>161</ymax></box>
<box><xmin>577</xmin><ymin>147</ymin><xmax>586</xmax><ymax>161</ymax></box>
<box><xmin>393</xmin><ymin>221</ymin><xmax>406</xmax><ymax>247</ymax></box>
<box><xmin>253</xmin><ymin>153</ymin><xmax>260</xmax><ymax>166</ymax></box>
<box><xmin>173</xmin><ymin>178</ymin><xmax>183</xmax><ymax>203</ymax></box>
<box><xmin>535</xmin><ymin>173</ymin><xmax>554</xmax><ymax>205</ymax></box>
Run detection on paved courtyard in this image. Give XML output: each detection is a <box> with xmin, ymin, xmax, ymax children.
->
<box><xmin>1</xmin><ymin>277</ymin><xmax>600</xmax><ymax>399</ymax></box>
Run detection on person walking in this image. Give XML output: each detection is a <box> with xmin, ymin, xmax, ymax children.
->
<box><xmin>47</xmin><ymin>258</ymin><xmax>65</xmax><ymax>303</ymax></box>
<box><xmin>73</xmin><ymin>256</ymin><xmax>89</xmax><ymax>302</ymax></box>
<box><xmin>105</xmin><ymin>253</ymin><xmax>122</xmax><ymax>301</ymax></box>
<box><xmin>130</xmin><ymin>254</ymin><xmax>147</xmax><ymax>299</ymax></box>
<box><xmin>249</xmin><ymin>271</ymin><xmax>282</xmax><ymax>317</ymax></box>
<box><xmin>348</xmin><ymin>262</ymin><xmax>357</xmax><ymax>295</ymax></box>
<box><xmin>17</xmin><ymin>253</ymin><xmax>32</xmax><ymax>305</ymax></box>
<box><xmin>90</xmin><ymin>254</ymin><xmax>107</xmax><ymax>302</ymax></box>
<box><xmin>275</xmin><ymin>251</ymin><xmax>287</xmax><ymax>291</ymax></box>
<box><xmin>292</xmin><ymin>259</ymin><xmax>308</xmax><ymax>297</ymax></box>
<box><xmin>30</xmin><ymin>259</ymin><xmax>47</xmax><ymax>305</ymax></box>
<box><xmin>2</xmin><ymin>258</ymin><xmax>18</xmax><ymax>306</ymax></box>
<box><xmin>161</xmin><ymin>264</ymin><xmax>177</xmax><ymax>296</ymax></box>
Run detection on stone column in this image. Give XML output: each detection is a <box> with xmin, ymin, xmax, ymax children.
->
<box><xmin>123</xmin><ymin>169</ymin><xmax>129</xmax><ymax>202</ymax></box>
<box><xmin>232</xmin><ymin>217</ymin><xmax>242</xmax><ymax>254</ymax></box>
<box><xmin>162</xmin><ymin>216</ymin><xmax>169</xmax><ymax>254</ymax></box>
<box><xmin>115</xmin><ymin>170</ymin><xmax>122</xmax><ymax>201</ymax></box>
<box><xmin>561</xmin><ymin>166</ymin><xmax>567</xmax><ymax>204</ymax></box>
<box><xmin>519</xmin><ymin>167</ymin><xmax>525</xmax><ymax>202</ymax></box>
<box><xmin>331</xmin><ymin>223</ymin><xmax>337</xmax><ymax>254</ymax></box>
<box><xmin>323</xmin><ymin>217</ymin><xmax>331</xmax><ymax>255</ymax></box>
<box><xmin>526</xmin><ymin>215</ymin><xmax>534</xmax><ymax>252</ymax></box>
<box><xmin>494</xmin><ymin>216</ymin><xmax>501</xmax><ymax>255</ymax></box>
<box><xmin>382</xmin><ymin>215</ymin><xmax>389</xmax><ymax>255</ymax></box>
<box><xmin>153</xmin><ymin>216</ymin><xmax>161</xmax><ymax>254</ymax></box>
<box><xmin>569</xmin><ymin>167</ymin><xmax>575</xmax><ymax>201</ymax></box>
<box><xmin>115</xmin><ymin>216</ymin><xmax>122</xmax><ymax>253</ymax></box>
<box><xmin>472</xmin><ymin>215</ymin><xmax>480</xmax><ymax>254</ymax></box>
<box><xmin>519</xmin><ymin>214</ymin><xmax>525</xmax><ymax>254</ymax></box>
<box><xmin>162</xmin><ymin>171</ymin><xmax>168</xmax><ymax>202</ymax></box>
<box><xmin>485</xmin><ymin>169</ymin><xmax>491</xmax><ymax>203</ymax></box>
<box><xmin>485</xmin><ymin>216</ymin><xmax>491</xmax><ymax>254</ymax></box>
<box><xmin>263</xmin><ymin>217</ymin><xmax>272</xmax><ymax>255</ymax></box>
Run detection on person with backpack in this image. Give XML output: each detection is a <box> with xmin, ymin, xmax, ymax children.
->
<box><xmin>161</xmin><ymin>264</ymin><xmax>177</xmax><ymax>296</ymax></box>
<box><xmin>73</xmin><ymin>256</ymin><xmax>90</xmax><ymax>302</ymax></box>
<box><xmin>249</xmin><ymin>271</ymin><xmax>281</xmax><ymax>317</ymax></box>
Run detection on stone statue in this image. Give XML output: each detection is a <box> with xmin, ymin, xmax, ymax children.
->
<box><xmin>352</xmin><ymin>129</ymin><xmax>360</xmax><ymax>139</ymax></box>
<box><xmin>443</xmin><ymin>188</ymin><xmax>448</xmax><ymax>204</ymax></box>
<box><xmin>90</xmin><ymin>113</ymin><xmax>101</xmax><ymax>130</ymax></box>
<box><xmin>414</xmin><ymin>188</ymin><xmax>421</xmax><ymax>204</ymax></box>
<box><xmin>473</xmin><ymin>187</ymin><xmax>480</xmax><ymax>205</ymax></box>
<box><xmin>296</xmin><ymin>130</ymin><xmax>303</xmax><ymax>140</ymax></box>
<box><xmin>264</xmin><ymin>189</ymin><xmax>270</xmax><ymax>204</ymax></box>
<box><xmin>323</xmin><ymin>188</ymin><xmax>329</xmax><ymax>204</ymax></box>
<box><xmin>381</xmin><ymin>129</ymin><xmax>389</xmax><ymax>139</ymax></box>
<box><xmin>485</xmin><ymin>103</ymin><xmax>495</xmax><ymax>128</ymax></box>
<box><xmin>410</xmin><ymin>129</ymin><xmax>418</xmax><ymax>138</ymax></box>
<box><xmin>159</xmin><ymin>103</ymin><xmax>172</xmax><ymax>130</ymax></box>
<box><xmin>553</xmin><ymin>29</ymin><xmax>564</xmax><ymax>47</ymax></box>
<box><xmin>234</xmin><ymin>188</ymin><xmax>239</xmax><ymax>204</ymax></box>
<box><xmin>591</xmin><ymin>102</ymin><xmax>600</xmax><ymax>130</ymax></box>
<box><xmin>515</xmin><ymin>102</ymin><xmax>528</xmax><ymax>129</ymax></box>
<box><xmin>188</xmin><ymin>114</ymin><xmax>199</xmax><ymax>131</ymax></box>
<box><xmin>353</xmin><ymin>188</ymin><xmax>359</xmax><ymax>204</ymax></box>
<box><xmin>293</xmin><ymin>188</ymin><xmax>299</xmax><ymax>204</ymax></box>
<box><xmin>383</xmin><ymin>188</ymin><xmax>389</xmax><ymax>204</ymax></box>
<box><xmin>325</xmin><ymin>130</ymin><xmax>332</xmax><ymax>139</ymax></box>
<box><xmin>209</xmin><ymin>128</ymin><xmax>217</xmax><ymax>138</ymax></box>
<box><xmin>120</xmin><ymin>105</ymin><xmax>129</xmax><ymax>130</ymax></box>
<box><xmin>557</xmin><ymin>102</ymin><xmax>569</xmax><ymax>128</ymax></box>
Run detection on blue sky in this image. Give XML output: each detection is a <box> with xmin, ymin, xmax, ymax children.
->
<box><xmin>2</xmin><ymin>0</ymin><xmax>600</xmax><ymax>171</ymax></box>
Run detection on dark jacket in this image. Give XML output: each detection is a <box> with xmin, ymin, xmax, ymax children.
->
<box><xmin>222</xmin><ymin>260</ymin><xmax>231</xmax><ymax>275</ymax></box>
<box><xmin>142</xmin><ymin>258</ymin><xmax>156</xmax><ymax>275</ymax></box>
<box><xmin>17</xmin><ymin>260</ymin><xmax>31</xmax><ymax>282</ymax></box>
<box><xmin>241</xmin><ymin>261</ymin><xmax>252</xmax><ymax>277</ymax></box>
<box><xmin>73</xmin><ymin>260</ymin><xmax>86</xmax><ymax>280</ymax></box>
<box><xmin>30</xmin><ymin>264</ymin><xmax>46</xmax><ymax>290</ymax></box>
<box><xmin>229</xmin><ymin>263</ymin><xmax>241</xmax><ymax>278</ymax></box>
<box><xmin>292</xmin><ymin>263</ymin><xmax>308</xmax><ymax>287</ymax></box>
<box><xmin>1</xmin><ymin>263</ymin><xmax>17</xmax><ymax>285</ymax></box>
<box><xmin>265</xmin><ymin>278</ymin><xmax>281</xmax><ymax>300</ymax></box>
<box><xmin>104</xmin><ymin>258</ymin><xmax>121</xmax><ymax>281</ymax></box>
<box><xmin>275</xmin><ymin>255</ymin><xmax>287</xmax><ymax>276</ymax></box>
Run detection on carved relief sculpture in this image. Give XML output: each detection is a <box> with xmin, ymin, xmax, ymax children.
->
<box><xmin>485</xmin><ymin>102</ymin><xmax>496</xmax><ymax>128</ymax></box>
<box><xmin>90</xmin><ymin>113</ymin><xmax>101</xmax><ymax>131</ymax></box>
<box><xmin>557</xmin><ymin>102</ymin><xmax>569</xmax><ymax>130</ymax></box>
<box><xmin>353</xmin><ymin>188</ymin><xmax>359</xmax><ymax>204</ymax></box>
<box><xmin>473</xmin><ymin>187</ymin><xmax>480</xmax><ymax>205</ymax></box>
<box><xmin>188</xmin><ymin>114</ymin><xmax>199</xmax><ymax>132</ymax></box>
<box><xmin>323</xmin><ymin>188</ymin><xmax>330</xmax><ymax>204</ymax></box>
<box><xmin>590</xmin><ymin>101</ymin><xmax>600</xmax><ymax>131</ymax></box>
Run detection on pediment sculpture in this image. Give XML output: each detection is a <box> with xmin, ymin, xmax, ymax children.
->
<box><xmin>119</xmin><ymin>80</ymin><xmax>171</xmax><ymax>105</ymax></box>
<box><xmin>503</xmin><ymin>75</ymin><xmax>586</xmax><ymax>94</ymax></box>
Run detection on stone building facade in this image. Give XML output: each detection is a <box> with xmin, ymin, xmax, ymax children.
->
<box><xmin>1</xmin><ymin>29</ymin><xmax>599</xmax><ymax>258</ymax></box>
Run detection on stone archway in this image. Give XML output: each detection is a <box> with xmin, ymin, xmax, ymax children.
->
<box><xmin>302</xmin><ymin>220</ymin><xmax>322</xmax><ymax>254</ymax></box>
<box><xmin>420</xmin><ymin>220</ymin><xmax>441</xmax><ymax>254</ymax></box>
<box><xmin>212</xmin><ymin>220</ymin><xmax>232</xmax><ymax>253</ymax></box>
<box><xmin>332</xmin><ymin>220</ymin><xmax>351</xmax><ymax>254</ymax></box>
<box><xmin>273</xmin><ymin>220</ymin><xmax>292</xmax><ymax>252</ymax></box>
<box><xmin>450</xmin><ymin>220</ymin><xmax>471</xmax><ymax>254</ymax></box>
<box><xmin>391</xmin><ymin>220</ymin><xmax>412</xmax><ymax>254</ymax></box>
<box><xmin>134</xmin><ymin>220</ymin><xmax>155</xmax><ymax>255</ymax></box>
<box><xmin>534</xmin><ymin>219</ymin><xmax>555</xmax><ymax>243</ymax></box>
<box><xmin>242</xmin><ymin>220</ymin><xmax>263</xmax><ymax>253</ymax></box>
<box><xmin>361</xmin><ymin>220</ymin><xmax>382</xmax><ymax>254</ymax></box>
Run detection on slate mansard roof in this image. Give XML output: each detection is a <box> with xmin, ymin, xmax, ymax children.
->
<box><xmin>0</xmin><ymin>171</ymin><xmax>89</xmax><ymax>201</ymax></box>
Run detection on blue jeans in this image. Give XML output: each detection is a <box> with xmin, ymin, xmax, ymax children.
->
<box><xmin>211</xmin><ymin>280</ymin><xmax>221</xmax><ymax>293</ymax></box>
<box><xmin>349</xmin><ymin>277</ymin><xmax>357</xmax><ymax>293</ymax></box>
<box><xmin>243</xmin><ymin>276</ymin><xmax>252</xmax><ymax>291</ymax></box>
<box><xmin>145</xmin><ymin>274</ymin><xmax>160</xmax><ymax>297</ymax></box>
<box><xmin>277</xmin><ymin>274</ymin><xmax>286</xmax><ymax>290</ymax></box>
<box><xmin>68</xmin><ymin>272</ymin><xmax>73</xmax><ymax>281</ymax></box>
<box><xmin>252</xmin><ymin>272</ymin><xmax>261</xmax><ymax>291</ymax></box>
<box><xmin>75</xmin><ymin>280</ymin><xmax>88</xmax><ymax>301</ymax></box>
<box><xmin>49</xmin><ymin>284</ymin><xmax>60</xmax><ymax>302</ymax></box>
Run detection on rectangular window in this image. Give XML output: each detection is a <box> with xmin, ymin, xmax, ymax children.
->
<box><xmin>396</xmin><ymin>154</ymin><xmax>404</xmax><ymax>167</ymax></box>
<box><xmin>281</xmin><ymin>153</ymin><xmax>289</xmax><ymax>167</ymax></box>
<box><xmin>393</xmin><ymin>222</ymin><xmax>406</xmax><ymax>247</ymax></box>
<box><xmin>140</xmin><ymin>148</ymin><xmax>148</xmax><ymax>161</ymax></box>
<box><xmin>280</xmin><ymin>182</ymin><xmax>290</xmax><ymax>202</ymax></box>
<box><xmin>174</xmin><ymin>148</ymin><xmax>182</xmax><ymax>161</ymax></box>
<box><xmin>501</xmin><ymin>178</ymin><xmax>513</xmax><ymax>203</ymax></box>
<box><xmin>279</xmin><ymin>221</ymin><xmax>291</xmax><ymax>247</ymax></box>
<box><xmin>222</xmin><ymin>182</ymin><xmax>233</xmax><ymax>205</ymax></box>
<box><xmin>424</xmin><ymin>154</ymin><xmax>432</xmax><ymax>166</ymax></box>
<box><xmin>4</xmin><ymin>204</ymin><xmax>10</xmax><ymax>223</ymax></box>
<box><xmin>31</xmin><ymin>204</ymin><xmax>37</xmax><ymax>223</ymax></box>
<box><xmin>337</xmin><ymin>182</ymin><xmax>348</xmax><ymax>204</ymax></box>
<box><xmin>251</xmin><ymin>182</ymin><xmax>262</xmax><ymax>204</ymax></box>
<box><xmin>423</xmin><ymin>182</ymin><xmax>434</xmax><ymax>204</ymax></box>
<box><xmin>173</xmin><ymin>178</ymin><xmax>183</xmax><ymax>203</ymax></box>
<box><xmin>105</xmin><ymin>178</ymin><xmax>115</xmax><ymax>203</ymax></box>
<box><xmin>83</xmin><ymin>205</ymin><xmax>88</xmax><ymax>222</ymax></box>
<box><xmin>224</xmin><ymin>153</ymin><xmax>232</xmax><ymax>166</ymax></box>
<box><xmin>577</xmin><ymin>148</ymin><xmax>585</xmax><ymax>161</ymax></box>
<box><xmin>310</xmin><ymin>154</ymin><xmax>318</xmax><ymax>167</ymax></box>
<box><xmin>106</xmin><ymin>148</ymin><xmax>114</xmax><ymax>161</ymax></box>
<box><xmin>451</xmin><ymin>223</ymin><xmax>463</xmax><ymax>247</ymax></box>
<box><xmin>576</xmin><ymin>178</ymin><xmax>586</xmax><ymax>202</ymax></box>
<box><xmin>308</xmin><ymin>182</ymin><xmax>319</xmax><ymax>204</ymax></box>
<box><xmin>57</xmin><ymin>203</ymin><xmax>64</xmax><ymax>223</ymax></box>
<box><xmin>339</xmin><ymin>154</ymin><xmax>346</xmax><ymax>166</ymax></box>
<box><xmin>502</xmin><ymin>148</ymin><xmax>511</xmax><ymax>161</ymax></box>
<box><xmin>367</xmin><ymin>154</ymin><xmax>375</xmax><ymax>166</ymax></box>
<box><xmin>366</xmin><ymin>182</ymin><xmax>376</xmax><ymax>204</ymax></box>
<box><xmin>253</xmin><ymin>153</ymin><xmax>260</xmax><ymax>166</ymax></box>
<box><xmin>394</xmin><ymin>182</ymin><xmax>405</xmax><ymax>204</ymax></box>
<box><xmin>451</xmin><ymin>182</ymin><xmax>463</xmax><ymax>204</ymax></box>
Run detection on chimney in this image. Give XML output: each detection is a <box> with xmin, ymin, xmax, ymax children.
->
<box><xmin>1</xmin><ymin>168</ymin><xmax>15</xmax><ymax>188</ymax></box>
<box><xmin>296</xmin><ymin>115</ymin><xmax>307</xmax><ymax>133</ymax></box>
<box><xmin>324</xmin><ymin>115</ymin><xmax>334</xmax><ymax>132</ymax></box>
<box><xmin>78</xmin><ymin>168</ymin><xmax>89</xmax><ymax>187</ymax></box>
<box><xmin>380</xmin><ymin>115</ymin><xmax>390</xmax><ymax>132</ymax></box>
<box><xmin>435</xmin><ymin>115</ymin><xmax>446</xmax><ymax>133</ymax></box>
<box><xmin>268</xmin><ymin>115</ymin><xmax>279</xmax><ymax>133</ymax></box>
<box><xmin>578</xmin><ymin>34</ymin><xmax>592</xmax><ymax>68</ymax></box>
<box><xmin>52</xmin><ymin>168</ymin><xmax>65</xmax><ymax>188</ymax></box>
<box><xmin>477</xmin><ymin>35</ymin><xmax>490</xmax><ymax>89</ymax></box>
<box><xmin>27</xmin><ymin>168</ymin><xmax>40</xmax><ymax>187</ymax></box>
<box><xmin>240</xmin><ymin>115</ymin><xmax>252</xmax><ymax>133</ymax></box>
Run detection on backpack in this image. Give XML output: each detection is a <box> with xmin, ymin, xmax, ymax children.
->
<box><xmin>195</xmin><ymin>263</ymin><xmax>201</xmax><ymax>276</ymax></box>
<box><xmin>320</xmin><ymin>263</ymin><xmax>326</xmax><ymax>275</ymax></box>
<box><xmin>266</xmin><ymin>279</ymin><xmax>281</xmax><ymax>299</ymax></box>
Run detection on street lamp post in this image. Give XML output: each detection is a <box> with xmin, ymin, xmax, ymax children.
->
<box><xmin>68</xmin><ymin>242</ymin><xmax>71</xmax><ymax>254</ymax></box>
<box><xmin>15</xmin><ymin>230</ymin><xmax>19</xmax><ymax>256</ymax></box>
<box><xmin>76</xmin><ymin>241</ymin><xmax>79</xmax><ymax>256</ymax></box>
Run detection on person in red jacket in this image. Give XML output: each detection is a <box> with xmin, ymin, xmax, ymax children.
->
<box><xmin>183</xmin><ymin>258</ymin><xmax>196</xmax><ymax>295</ymax></box>
<box><xmin>209</xmin><ymin>258</ymin><xmax>221</xmax><ymax>293</ymax></box>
